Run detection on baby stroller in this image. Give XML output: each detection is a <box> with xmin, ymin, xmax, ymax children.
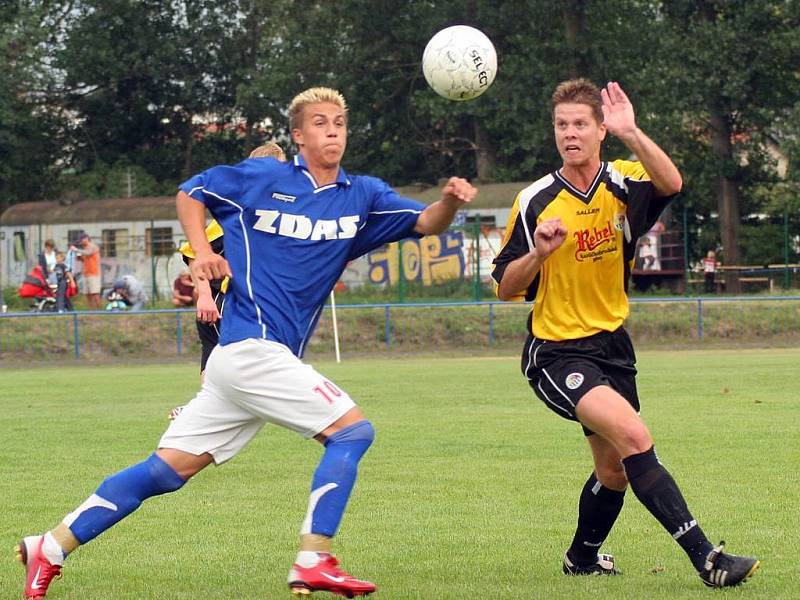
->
<box><xmin>19</xmin><ymin>265</ymin><xmax>57</xmax><ymax>312</ymax></box>
<box><xmin>105</xmin><ymin>290</ymin><xmax>129</xmax><ymax>311</ymax></box>
<box><xmin>18</xmin><ymin>265</ymin><xmax>77</xmax><ymax>312</ymax></box>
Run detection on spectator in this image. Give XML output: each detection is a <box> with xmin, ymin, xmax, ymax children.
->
<box><xmin>646</xmin><ymin>220</ymin><xmax>665</xmax><ymax>268</ymax></box>
<box><xmin>171</xmin><ymin>270</ymin><xmax>196</xmax><ymax>308</ymax></box>
<box><xmin>638</xmin><ymin>238</ymin><xmax>660</xmax><ymax>271</ymax></box>
<box><xmin>72</xmin><ymin>233</ymin><xmax>102</xmax><ymax>309</ymax></box>
<box><xmin>38</xmin><ymin>239</ymin><xmax>57</xmax><ymax>281</ymax></box>
<box><xmin>703</xmin><ymin>250</ymin><xmax>720</xmax><ymax>293</ymax></box>
<box><xmin>52</xmin><ymin>252</ymin><xmax>76</xmax><ymax>312</ymax></box>
<box><xmin>112</xmin><ymin>275</ymin><xmax>148</xmax><ymax>311</ymax></box>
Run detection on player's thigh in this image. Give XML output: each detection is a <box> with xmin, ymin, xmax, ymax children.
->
<box><xmin>576</xmin><ymin>386</ymin><xmax>652</xmax><ymax>458</ymax></box>
<box><xmin>159</xmin><ymin>383</ymin><xmax>264</xmax><ymax>465</ymax></box>
<box><xmin>208</xmin><ymin>339</ymin><xmax>356</xmax><ymax>439</ymax></box>
<box><xmin>522</xmin><ymin>336</ymin><xmax>608</xmax><ymax>422</ymax></box>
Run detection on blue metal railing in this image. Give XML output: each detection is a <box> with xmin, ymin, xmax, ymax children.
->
<box><xmin>1</xmin><ymin>296</ymin><xmax>799</xmax><ymax>360</ymax></box>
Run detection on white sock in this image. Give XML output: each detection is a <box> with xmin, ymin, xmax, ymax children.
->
<box><xmin>42</xmin><ymin>532</ymin><xmax>65</xmax><ymax>565</ymax></box>
<box><xmin>295</xmin><ymin>550</ymin><xmax>321</xmax><ymax>568</ymax></box>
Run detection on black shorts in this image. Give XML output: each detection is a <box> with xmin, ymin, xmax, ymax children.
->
<box><xmin>196</xmin><ymin>319</ymin><xmax>220</xmax><ymax>372</ymax></box>
<box><xmin>521</xmin><ymin>327</ymin><xmax>639</xmax><ymax>435</ymax></box>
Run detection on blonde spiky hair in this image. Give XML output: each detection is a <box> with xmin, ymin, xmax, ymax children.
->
<box><xmin>288</xmin><ymin>87</ymin><xmax>348</xmax><ymax>131</ymax></box>
<box><xmin>249</xmin><ymin>142</ymin><xmax>286</xmax><ymax>161</ymax></box>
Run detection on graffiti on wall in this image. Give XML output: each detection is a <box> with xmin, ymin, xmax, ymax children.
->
<box><xmin>367</xmin><ymin>231</ymin><xmax>465</xmax><ymax>285</ymax></box>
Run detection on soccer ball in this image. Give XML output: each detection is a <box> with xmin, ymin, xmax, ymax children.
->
<box><xmin>422</xmin><ymin>25</ymin><xmax>497</xmax><ymax>101</ymax></box>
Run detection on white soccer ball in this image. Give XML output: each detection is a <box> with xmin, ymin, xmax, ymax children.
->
<box><xmin>422</xmin><ymin>25</ymin><xmax>497</xmax><ymax>101</ymax></box>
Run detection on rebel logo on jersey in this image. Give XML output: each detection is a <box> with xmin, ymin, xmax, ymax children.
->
<box><xmin>253</xmin><ymin>209</ymin><xmax>360</xmax><ymax>240</ymax></box>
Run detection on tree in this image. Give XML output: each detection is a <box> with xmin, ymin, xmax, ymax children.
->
<box><xmin>647</xmin><ymin>0</ymin><xmax>800</xmax><ymax>287</ymax></box>
<box><xmin>0</xmin><ymin>1</ymin><xmax>71</xmax><ymax>206</ymax></box>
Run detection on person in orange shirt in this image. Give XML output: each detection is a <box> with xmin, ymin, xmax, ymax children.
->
<box><xmin>73</xmin><ymin>233</ymin><xmax>102</xmax><ymax>309</ymax></box>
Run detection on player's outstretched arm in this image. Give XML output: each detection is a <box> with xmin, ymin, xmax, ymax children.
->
<box><xmin>414</xmin><ymin>176</ymin><xmax>477</xmax><ymax>235</ymax></box>
<box><xmin>601</xmin><ymin>82</ymin><xmax>682</xmax><ymax>197</ymax></box>
<box><xmin>497</xmin><ymin>218</ymin><xmax>567</xmax><ymax>301</ymax></box>
<box><xmin>177</xmin><ymin>191</ymin><xmax>231</xmax><ymax>282</ymax></box>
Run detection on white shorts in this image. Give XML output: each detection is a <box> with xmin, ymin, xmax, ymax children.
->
<box><xmin>159</xmin><ymin>339</ymin><xmax>355</xmax><ymax>464</ymax></box>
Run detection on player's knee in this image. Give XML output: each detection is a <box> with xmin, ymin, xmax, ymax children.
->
<box><xmin>145</xmin><ymin>453</ymin><xmax>187</xmax><ymax>494</ymax></box>
<box><xmin>596</xmin><ymin>462</ymin><xmax>628</xmax><ymax>490</ymax></box>
<box><xmin>617</xmin><ymin>425</ymin><xmax>652</xmax><ymax>456</ymax></box>
<box><xmin>352</xmin><ymin>420</ymin><xmax>375</xmax><ymax>446</ymax></box>
<box><xmin>326</xmin><ymin>419</ymin><xmax>375</xmax><ymax>447</ymax></box>
<box><xmin>605</xmin><ymin>413</ymin><xmax>650</xmax><ymax>455</ymax></box>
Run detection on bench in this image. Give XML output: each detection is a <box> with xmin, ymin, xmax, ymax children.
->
<box><xmin>688</xmin><ymin>276</ymin><xmax>773</xmax><ymax>292</ymax></box>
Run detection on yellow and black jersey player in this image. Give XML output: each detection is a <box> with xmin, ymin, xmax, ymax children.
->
<box><xmin>494</xmin><ymin>159</ymin><xmax>666</xmax><ymax>340</ymax></box>
<box><xmin>491</xmin><ymin>78</ymin><xmax>759</xmax><ymax>588</ymax></box>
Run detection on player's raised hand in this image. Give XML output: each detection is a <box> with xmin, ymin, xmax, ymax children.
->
<box><xmin>441</xmin><ymin>176</ymin><xmax>477</xmax><ymax>206</ymax></box>
<box><xmin>533</xmin><ymin>218</ymin><xmax>567</xmax><ymax>258</ymax></box>
<box><xmin>601</xmin><ymin>81</ymin><xmax>637</xmax><ymax>139</ymax></box>
<box><xmin>191</xmin><ymin>252</ymin><xmax>231</xmax><ymax>282</ymax></box>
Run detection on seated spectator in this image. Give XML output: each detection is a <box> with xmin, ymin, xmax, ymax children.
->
<box><xmin>112</xmin><ymin>275</ymin><xmax>148</xmax><ymax>311</ymax></box>
<box><xmin>171</xmin><ymin>270</ymin><xmax>196</xmax><ymax>308</ymax></box>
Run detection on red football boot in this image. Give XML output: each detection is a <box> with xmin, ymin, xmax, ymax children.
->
<box><xmin>16</xmin><ymin>535</ymin><xmax>63</xmax><ymax>599</ymax></box>
<box><xmin>288</xmin><ymin>553</ymin><xmax>376</xmax><ymax>598</ymax></box>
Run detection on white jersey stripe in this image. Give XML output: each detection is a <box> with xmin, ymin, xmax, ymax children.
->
<box><xmin>369</xmin><ymin>208</ymin><xmax>423</xmax><ymax>215</ymax></box>
<box><xmin>542</xmin><ymin>367</ymin><xmax>575</xmax><ymax>407</ymax></box>
<box><xmin>515</xmin><ymin>174</ymin><xmax>556</xmax><ymax>250</ymax></box>
<box><xmin>537</xmin><ymin>380</ymin><xmax>573</xmax><ymax>416</ymax></box>
<box><xmin>202</xmin><ymin>188</ymin><xmax>267</xmax><ymax>338</ymax></box>
<box><xmin>523</xmin><ymin>338</ymin><xmax>536</xmax><ymax>381</ymax></box>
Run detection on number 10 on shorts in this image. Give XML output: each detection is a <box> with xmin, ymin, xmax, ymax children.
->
<box><xmin>313</xmin><ymin>380</ymin><xmax>343</xmax><ymax>404</ymax></box>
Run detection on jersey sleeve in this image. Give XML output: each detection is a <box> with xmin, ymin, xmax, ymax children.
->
<box><xmin>347</xmin><ymin>178</ymin><xmax>426</xmax><ymax>260</ymax></box>
<box><xmin>615</xmin><ymin>160</ymin><xmax>676</xmax><ymax>240</ymax></box>
<box><xmin>491</xmin><ymin>193</ymin><xmax>536</xmax><ymax>301</ymax></box>
<box><xmin>179</xmin><ymin>165</ymin><xmax>244</xmax><ymax>213</ymax></box>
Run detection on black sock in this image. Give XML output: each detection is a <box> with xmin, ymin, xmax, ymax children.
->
<box><xmin>568</xmin><ymin>473</ymin><xmax>625</xmax><ymax>566</ymax></box>
<box><xmin>623</xmin><ymin>446</ymin><xmax>713</xmax><ymax>571</ymax></box>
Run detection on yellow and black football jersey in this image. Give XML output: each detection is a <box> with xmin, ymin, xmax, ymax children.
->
<box><xmin>179</xmin><ymin>220</ymin><xmax>228</xmax><ymax>308</ymax></box>
<box><xmin>492</xmin><ymin>160</ymin><xmax>673</xmax><ymax>341</ymax></box>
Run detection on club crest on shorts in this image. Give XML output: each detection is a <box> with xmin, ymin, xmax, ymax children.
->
<box><xmin>565</xmin><ymin>372</ymin><xmax>584</xmax><ymax>390</ymax></box>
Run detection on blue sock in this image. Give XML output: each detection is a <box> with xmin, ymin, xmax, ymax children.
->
<box><xmin>302</xmin><ymin>420</ymin><xmax>375</xmax><ymax>538</ymax></box>
<box><xmin>64</xmin><ymin>453</ymin><xmax>186</xmax><ymax>544</ymax></box>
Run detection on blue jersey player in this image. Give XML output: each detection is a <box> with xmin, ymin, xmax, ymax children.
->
<box><xmin>17</xmin><ymin>87</ymin><xmax>477</xmax><ymax>599</ymax></box>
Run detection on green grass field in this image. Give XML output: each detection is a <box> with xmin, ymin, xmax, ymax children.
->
<box><xmin>2</xmin><ymin>349</ymin><xmax>799</xmax><ymax>599</ymax></box>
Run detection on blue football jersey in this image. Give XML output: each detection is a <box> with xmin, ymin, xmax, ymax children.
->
<box><xmin>180</xmin><ymin>154</ymin><xmax>425</xmax><ymax>356</ymax></box>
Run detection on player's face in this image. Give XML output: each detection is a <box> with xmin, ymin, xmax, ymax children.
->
<box><xmin>292</xmin><ymin>103</ymin><xmax>347</xmax><ymax>170</ymax></box>
<box><xmin>553</xmin><ymin>103</ymin><xmax>606</xmax><ymax>168</ymax></box>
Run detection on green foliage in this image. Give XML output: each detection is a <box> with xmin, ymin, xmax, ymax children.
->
<box><xmin>1</xmin><ymin>0</ymin><xmax>799</xmax><ymax>262</ymax></box>
<box><xmin>0</xmin><ymin>2</ymin><xmax>67</xmax><ymax>206</ymax></box>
